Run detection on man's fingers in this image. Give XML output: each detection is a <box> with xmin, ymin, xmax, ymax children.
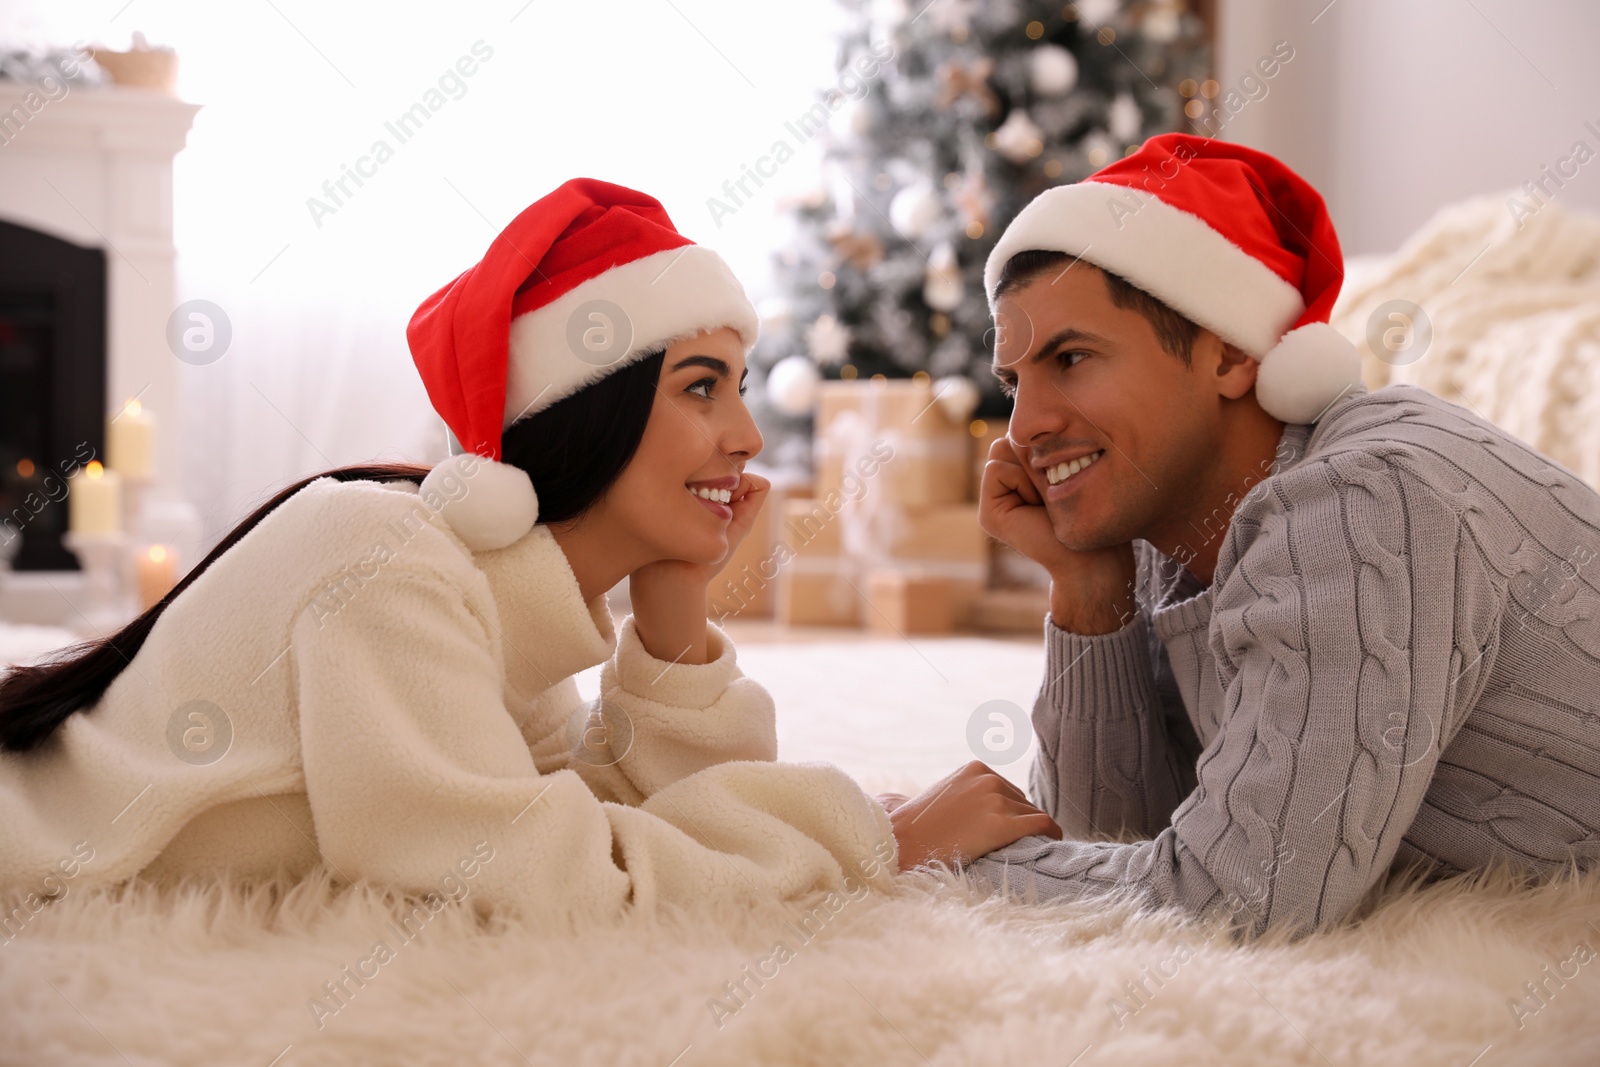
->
<box><xmin>984</xmin><ymin>457</ymin><xmax>1043</xmax><ymax>507</ymax></box>
<box><xmin>987</xmin><ymin>433</ymin><xmax>1021</xmax><ymax>463</ymax></box>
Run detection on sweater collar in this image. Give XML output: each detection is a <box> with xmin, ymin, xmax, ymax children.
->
<box><xmin>470</xmin><ymin>523</ymin><xmax>616</xmax><ymax>698</ymax></box>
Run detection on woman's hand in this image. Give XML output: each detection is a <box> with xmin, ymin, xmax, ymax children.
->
<box><xmin>875</xmin><ymin>792</ymin><xmax>911</xmax><ymax>813</ymax></box>
<box><xmin>629</xmin><ymin>472</ymin><xmax>770</xmax><ymax>665</ymax></box>
<box><xmin>889</xmin><ymin>761</ymin><xmax>1063</xmax><ymax>872</ymax></box>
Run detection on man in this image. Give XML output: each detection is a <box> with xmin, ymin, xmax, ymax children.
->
<box><xmin>962</xmin><ymin>132</ymin><xmax>1600</xmax><ymax>938</ymax></box>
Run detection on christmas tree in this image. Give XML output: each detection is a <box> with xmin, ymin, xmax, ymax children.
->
<box><xmin>753</xmin><ymin>0</ymin><xmax>1210</xmax><ymax>470</ymax></box>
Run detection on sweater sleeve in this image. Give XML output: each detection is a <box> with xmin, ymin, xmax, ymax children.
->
<box><xmin>557</xmin><ymin>616</ymin><xmax>779</xmax><ymax>807</ymax></box>
<box><xmin>969</xmin><ymin>452</ymin><xmax>1504</xmax><ymax>937</ymax></box>
<box><xmin>290</xmin><ymin>565</ymin><xmax>897</xmax><ymax>927</ymax></box>
<box><xmin>1028</xmin><ymin>609</ymin><xmax>1195</xmax><ymax>841</ymax></box>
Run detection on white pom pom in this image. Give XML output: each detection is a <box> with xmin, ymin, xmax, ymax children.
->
<box><xmin>934</xmin><ymin>375</ymin><xmax>980</xmax><ymax>423</ymax></box>
<box><xmin>766</xmin><ymin>355</ymin><xmax>821</xmax><ymax>416</ymax></box>
<box><xmin>421</xmin><ymin>453</ymin><xmax>539</xmax><ymax>553</ymax></box>
<box><xmin>1254</xmin><ymin>322</ymin><xmax>1365</xmax><ymax>424</ymax></box>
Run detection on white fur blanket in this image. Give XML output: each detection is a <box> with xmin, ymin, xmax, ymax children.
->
<box><xmin>4</xmin><ymin>861</ymin><xmax>1598</xmax><ymax>1066</ymax></box>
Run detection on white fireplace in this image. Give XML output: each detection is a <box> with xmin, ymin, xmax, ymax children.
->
<box><xmin>0</xmin><ymin>81</ymin><xmax>201</xmax><ymax>628</ymax></box>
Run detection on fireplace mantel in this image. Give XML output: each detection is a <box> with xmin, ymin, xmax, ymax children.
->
<box><xmin>0</xmin><ymin>82</ymin><xmax>202</xmax><ymax>628</ymax></box>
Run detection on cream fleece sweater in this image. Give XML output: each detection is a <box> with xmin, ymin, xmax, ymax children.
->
<box><xmin>0</xmin><ymin>477</ymin><xmax>898</xmax><ymax>927</ymax></box>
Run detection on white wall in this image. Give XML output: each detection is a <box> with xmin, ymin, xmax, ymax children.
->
<box><xmin>1217</xmin><ymin>0</ymin><xmax>1600</xmax><ymax>255</ymax></box>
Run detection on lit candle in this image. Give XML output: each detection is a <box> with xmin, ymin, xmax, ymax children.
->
<box><xmin>135</xmin><ymin>543</ymin><xmax>177</xmax><ymax>610</ymax></box>
<box><xmin>108</xmin><ymin>398</ymin><xmax>156</xmax><ymax>479</ymax></box>
<box><xmin>68</xmin><ymin>461</ymin><xmax>122</xmax><ymax>534</ymax></box>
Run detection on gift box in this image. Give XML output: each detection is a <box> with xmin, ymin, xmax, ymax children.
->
<box><xmin>774</xmin><ymin>498</ymin><xmax>859</xmax><ymax>627</ymax></box>
<box><xmin>878</xmin><ymin>503</ymin><xmax>987</xmax><ymax>567</ymax></box>
<box><xmin>864</xmin><ymin>569</ymin><xmax>957</xmax><ymax>635</ymax></box>
<box><xmin>991</xmin><ymin>541</ymin><xmax>1051</xmax><ymax>590</ymax></box>
<box><xmin>971</xmin><ymin>587</ymin><xmax>1051</xmax><ymax>633</ymax></box>
<box><xmin>813</xmin><ymin>379</ymin><xmax>971</xmax><ymax>510</ymax></box>
<box><xmin>705</xmin><ymin>488</ymin><xmax>779</xmax><ymax>622</ymax></box>
<box><xmin>970</xmin><ymin>416</ymin><xmax>1010</xmax><ymax>496</ymax></box>
<box><xmin>704</xmin><ymin>476</ymin><xmax>813</xmax><ymax>623</ymax></box>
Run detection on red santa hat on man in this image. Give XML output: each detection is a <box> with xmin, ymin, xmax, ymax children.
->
<box><xmin>406</xmin><ymin>178</ymin><xmax>758</xmax><ymax>552</ymax></box>
<box><xmin>984</xmin><ymin>133</ymin><xmax>1363</xmax><ymax>425</ymax></box>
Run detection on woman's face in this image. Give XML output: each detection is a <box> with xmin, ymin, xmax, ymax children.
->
<box><xmin>598</xmin><ymin>326</ymin><xmax>763</xmax><ymax>566</ymax></box>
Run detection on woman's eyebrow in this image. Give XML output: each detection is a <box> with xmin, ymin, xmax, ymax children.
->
<box><xmin>670</xmin><ymin>355</ymin><xmax>732</xmax><ymax>377</ymax></box>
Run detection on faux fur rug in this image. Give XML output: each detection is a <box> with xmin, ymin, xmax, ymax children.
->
<box><xmin>4</xmin><ymin>860</ymin><xmax>1599</xmax><ymax>1066</ymax></box>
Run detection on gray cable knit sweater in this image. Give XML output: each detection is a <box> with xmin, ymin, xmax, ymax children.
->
<box><xmin>968</xmin><ymin>382</ymin><xmax>1600</xmax><ymax>937</ymax></box>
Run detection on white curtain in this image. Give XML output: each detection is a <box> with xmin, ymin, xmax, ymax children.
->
<box><xmin>6</xmin><ymin>0</ymin><xmax>850</xmax><ymax>551</ymax></box>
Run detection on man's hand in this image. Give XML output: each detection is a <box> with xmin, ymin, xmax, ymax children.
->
<box><xmin>978</xmin><ymin>434</ymin><xmax>1137</xmax><ymax>635</ymax></box>
<box><xmin>889</xmin><ymin>761</ymin><xmax>1062</xmax><ymax>871</ymax></box>
<box><xmin>629</xmin><ymin>472</ymin><xmax>770</xmax><ymax>664</ymax></box>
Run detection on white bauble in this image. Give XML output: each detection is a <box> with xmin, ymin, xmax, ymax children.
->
<box><xmin>1144</xmin><ymin>2</ymin><xmax>1180</xmax><ymax>42</ymax></box>
<box><xmin>836</xmin><ymin>95</ymin><xmax>874</xmax><ymax>140</ymax></box>
<box><xmin>889</xmin><ymin>182</ymin><xmax>942</xmax><ymax>238</ymax></box>
<box><xmin>923</xmin><ymin>243</ymin><xmax>964</xmax><ymax>311</ymax></box>
<box><xmin>934</xmin><ymin>375</ymin><xmax>980</xmax><ymax>423</ymax></box>
<box><xmin>1081</xmin><ymin>129</ymin><xmax>1115</xmax><ymax>167</ymax></box>
<box><xmin>766</xmin><ymin>355</ymin><xmax>822</xmax><ymax>416</ymax></box>
<box><xmin>1108</xmin><ymin>92</ymin><xmax>1141</xmax><ymax>142</ymax></box>
<box><xmin>1074</xmin><ymin>0</ymin><xmax>1119</xmax><ymax>25</ymax></box>
<box><xmin>1028</xmin><ymin>44</ymin><xmax>1078</xmax><ymax>97</ymax></box>
<box><xmin>992</xmin><ymin>109</ymin><xmax>1046</xmax><ymax>164</ymax></box>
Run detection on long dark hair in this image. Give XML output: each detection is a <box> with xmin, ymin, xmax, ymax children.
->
<box><xmin>0</xmin><ymin>349</ymin><xmax>665</xmax><ymax>753</ymax></box>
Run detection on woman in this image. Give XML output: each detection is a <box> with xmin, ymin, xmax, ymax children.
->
<box><xmin>0</xmin><ymin>179</ymin><xmax>1058</xmax><ymax>928</ymax></box>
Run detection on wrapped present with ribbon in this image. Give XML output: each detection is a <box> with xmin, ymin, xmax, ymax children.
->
<box><xmin>775</xmin><ymin>491</ymin><xmax>990</xmax><ymax>630</ymax></box>
<box><xmin>814</xmin><ymin>379</ymin><xmax>971</xmax><ymax>510</ymax></box>
<box><xmin>775</xmin><ymin>497</ymin><xmax>858</xmax><ymax>627</ymax></box>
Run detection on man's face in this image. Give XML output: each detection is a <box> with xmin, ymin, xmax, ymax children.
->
<box><xmin>991</xmin><ymin>264</ymin><xmax>1222</xmax><ymax>553</ymax></box>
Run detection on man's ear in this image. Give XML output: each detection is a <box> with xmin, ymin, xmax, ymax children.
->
<box><xmin>1213</xmin><ymin>339</ymin><xmax>1259</xmax><ymax>401</ymax></box>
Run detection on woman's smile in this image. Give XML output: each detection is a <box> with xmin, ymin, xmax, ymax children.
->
<box><xmin>687</xmin><ymin>474</ymin><xmax>738</xmax><ymax>520</ymax></box>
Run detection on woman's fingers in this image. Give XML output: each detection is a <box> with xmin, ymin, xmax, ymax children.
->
<box><xmin>890</xmin><ymin>763</ymin><xmax>1062</xmax><ymax>869</ymax></box>
<box><xmin>736</xmin><ymin>471</ymin><xmax>771</xmax><ymax>504</ymax></box>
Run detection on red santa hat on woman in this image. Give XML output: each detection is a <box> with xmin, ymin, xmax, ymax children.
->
<box><xmin>406</xmin><ymin>178</ymin><xmax>758</xmax><ymax>552</ymax></box>
<box><xmin>984</xmin><ymin>133</ymin><xmax>1363</xmax><ymax>425</ymax></box>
